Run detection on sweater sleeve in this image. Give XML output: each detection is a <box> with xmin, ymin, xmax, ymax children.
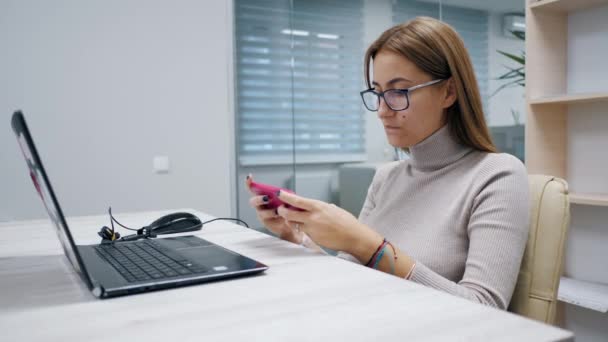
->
<box><xmin>409</xmin><ymin>156</ymin><xmax>530</xmax><ymax>309</ymax></box>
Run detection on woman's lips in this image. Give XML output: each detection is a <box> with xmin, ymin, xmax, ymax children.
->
<box><xmin>384</xmin><ymin>125</ymin><xmax>401</xmax><ymax>134</ymax></box>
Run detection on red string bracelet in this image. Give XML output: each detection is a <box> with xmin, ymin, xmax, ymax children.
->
<box><xmin>365</xmin><ymin>238</ymin><xmax>388</xmax><ymax>267</ymax></box>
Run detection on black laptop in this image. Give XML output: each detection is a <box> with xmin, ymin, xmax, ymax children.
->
<box><xmin>11</xmin><ymin>111</ymin><xmax>268</xmax><ymax>298</ymax></box>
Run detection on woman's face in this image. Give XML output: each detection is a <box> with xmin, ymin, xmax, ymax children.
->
<box><xmin>371</xmin><ymin>50</ymin><xmax>454</xmax><ymax>148</ymax></box>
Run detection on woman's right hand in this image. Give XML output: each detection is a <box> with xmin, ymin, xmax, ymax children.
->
<box><xmin>246</xmin><ymin>174</ymin><xmax>303</xmax><ymax>244</ymax></box>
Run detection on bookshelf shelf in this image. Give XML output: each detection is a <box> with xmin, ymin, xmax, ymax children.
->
<box><xmin>529</xmin><ymin>92</ymin><xmax>608</xmax><ymax>105</ymax></box>
<box><xmin>569</xmin><ymin>193</ymin><xmax>608</xmax><ymax>207</ymax></box>
<box><xmin>530</xmin><ymin>0</ymin><xmax>608</xmax><ymax>13</ymax></box>
<box><xmin>558</xmin><ymin>277</ymin><xmax>608</xmax><ymax>313</ymax></box>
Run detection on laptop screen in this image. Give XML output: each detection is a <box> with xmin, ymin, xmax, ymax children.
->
<box><xmin>12</xmin><ymin>111</ymin><xmax>92</xmax><ymax>289</ymax></box>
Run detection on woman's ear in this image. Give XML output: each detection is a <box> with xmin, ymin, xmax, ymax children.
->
<box><xmin>441</xmin><ymin>78</ymin><xmax>457</xmax><ymax>109</ymax></box>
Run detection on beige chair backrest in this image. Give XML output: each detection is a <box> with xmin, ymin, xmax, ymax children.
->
<box><xmin>508</xmin><ymin>175</ymin><xmax>570</xmax><ymax>324</ymax></box>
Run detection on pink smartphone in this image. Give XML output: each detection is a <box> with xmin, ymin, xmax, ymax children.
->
<box><xmin>249</xmin><ymin>180</ymin><xmax>302</xmax><ymax>211</ymax></box>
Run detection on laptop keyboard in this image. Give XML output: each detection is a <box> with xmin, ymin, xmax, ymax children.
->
<box><xmin>95</xmin><ymin>239</ymin><xmax>208</xmax><ymax>283</ymax></box>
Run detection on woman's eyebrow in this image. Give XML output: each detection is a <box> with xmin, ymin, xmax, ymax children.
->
<box><xmin>387</xmin><ymin>77</ymin><xmax>412</xmax><ymax>85</ymax></box>
<box><xmin>372</xmin><ymin>77</ymin><xmax>413</xmax><ymax>87</ymax></box>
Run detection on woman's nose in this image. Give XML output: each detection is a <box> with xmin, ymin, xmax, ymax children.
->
<box><xmin>377</xmin><ymin>97</ymin><xmax>394</xmax><ymax>118</ymax></box>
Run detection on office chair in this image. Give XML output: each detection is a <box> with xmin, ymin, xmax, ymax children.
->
<box><xmin>508</xmin><ymin>175</ymin><xmax>570</xmax><ymax>325</ymax></box>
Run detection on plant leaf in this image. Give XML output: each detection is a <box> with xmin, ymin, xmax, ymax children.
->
<box><xmin>497</xmin><ymin>50</ymin><xmax>525</xmax><ymax>65</ymax></box>
<box><xmin>497</xmin><ymin>73</ymin><xmax>521</xmax><ymax>81</ymax></box>
<box><xmin>493</xmin><ymin>32</ymin><xmax>526</xmax><ymax>97</ymax></box>
<box><xmin>510</xmin><ymin>30</ymin><xmax>526</xmax><ymax>41</ymax></box>
<box><xmin>495</xmin><ymin>66</ymin><xmax>524</xmax><ymax>82</ymax></box>
<box><xmin>500</xmin><ymin>65</ymin><xmax>525</xmax><ymax>78</ymax></box>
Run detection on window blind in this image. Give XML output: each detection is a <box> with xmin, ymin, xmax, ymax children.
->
<box><xmin>393</xmin><ymin>0</ymin><xmax>489</xmax><ymax>110</ymax></box>
<box><xmin>235</xmin><ymin>0</ymin><xmax>366</xmax><ymax>165</ymax></box>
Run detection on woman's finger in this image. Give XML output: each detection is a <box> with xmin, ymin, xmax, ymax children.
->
<box><xmin>277</xmin><ymin>205</ymin><xmax>310</xmax><ymax>223</ymax></box>
<box><xmin>286</xmin><ymin>221</ymin><xmax>314</xmax><ymax>239</ymax></box>
<box><xmin>249</xmin><ymin>194</ymin><xmax>270</xmax><ymax>208</ymax></box>
<box><xmin>276</xmin><ymin>190</ymin><xmax>317</xmax><ymax>211</ymax></box>
<box><xmin>258</xmin><ymin>207</ymin><xmax>280</xmax><ymax>220</ymax></box>
<box><xmin>285</xmin><ymin>220</ymin><xmax>302</xmax><ymax>231</ymax></box>
<box><xmin>245</xmin><ymin>173</ymin><xmax>254</xmax><ymax>194</ymax></box>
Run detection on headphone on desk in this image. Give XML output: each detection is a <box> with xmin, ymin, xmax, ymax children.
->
<box><xmin>97</xmin><ymin>207</ymin><xmax>249</xmax><ymax>243</ymax></box>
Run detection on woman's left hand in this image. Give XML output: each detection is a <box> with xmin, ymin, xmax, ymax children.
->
<box><xmin>276</xmin><ymin>190</ymin><xmax>382</xmax><ymax>254</ymax></box>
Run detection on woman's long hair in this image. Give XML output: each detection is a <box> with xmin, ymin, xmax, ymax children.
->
<box><xmin>364</xmin><ymin>16</ymin><xmax>497</xmax><ymax>152</ymax></box>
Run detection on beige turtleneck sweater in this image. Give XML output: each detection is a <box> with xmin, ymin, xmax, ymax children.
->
<box><xmin>338</xmin><ymin>124</ymin><xmax>530</xmax><ymax>310</ymax></box>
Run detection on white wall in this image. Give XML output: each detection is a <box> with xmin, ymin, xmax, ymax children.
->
<box><xmin>0</xmin><ymin>0</ymin><xmax>236</xmax><ymax>221</ymax></box>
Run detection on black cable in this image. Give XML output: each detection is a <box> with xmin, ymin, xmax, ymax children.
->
<box><xmin>109</xmin><ymin>207</ymin><xmax>139</xmax><ymax>231</ymax></box>
<box><xmin>201</xmin><ymin>217</ymin><xmax>249</xmax><ymax>228</ymax></box>
<box><xmin>103</xmin><ymin>207</ymin><xmax>251</xmax><ymax>243</ymax></box>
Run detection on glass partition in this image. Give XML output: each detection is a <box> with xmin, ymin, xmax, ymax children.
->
<box><xmin>234</xmin><ymin>0</ymin><xmax>297</xmax><ymax>231</ymax></box>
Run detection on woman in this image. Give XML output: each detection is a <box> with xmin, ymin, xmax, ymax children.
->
<box><xmin>246</xmin><ymin>17</ymin><xmax>529</xmax><ymax>310</ymax></box>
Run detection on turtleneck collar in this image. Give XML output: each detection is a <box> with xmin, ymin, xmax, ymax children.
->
<box><xmin>407</xmin><ymin>124</ymin><xmax>473</xmax><ymax>172</ymax></box>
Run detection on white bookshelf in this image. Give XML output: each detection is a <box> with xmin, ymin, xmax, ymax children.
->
<box><xmin>558</xmin><ymin>277</ymin><xmax>608</xmax><ymax>313</ymax></box>
<box><xmin>526</xmin><ymin>0</ymin><xmax>608</xmax><ymax>202</ymax></box>
<box><xmin>527</xmin><ymin>1</ymin><xmax>608</xmax><ymax>336</ymax></box>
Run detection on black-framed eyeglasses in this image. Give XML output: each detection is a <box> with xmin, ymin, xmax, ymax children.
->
<box><xmin>360</xmin><ymin>79</ymin><xmax>445</xmax><ymax>112</ymax></box>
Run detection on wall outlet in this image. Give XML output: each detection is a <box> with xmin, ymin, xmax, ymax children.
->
<box><xmin>153</xmin><ymin>155</ymin><xmax>170</xmax><ymax>174</ymax></box>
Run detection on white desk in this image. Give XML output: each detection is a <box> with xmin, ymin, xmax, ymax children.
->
<box><xmin>0</xmin><ymin>209</ymin><xmax>573</xmax><ymax>341</ymax></box>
